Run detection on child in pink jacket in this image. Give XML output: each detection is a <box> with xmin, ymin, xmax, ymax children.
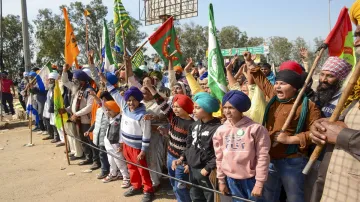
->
<box><xmin>213</xmin><ymin>90</ymin><xmax>271</xmax><ymax>202</ymax></box>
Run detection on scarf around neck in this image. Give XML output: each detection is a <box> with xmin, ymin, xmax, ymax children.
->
<box><xmin>262</xmin><ymin>94</ymin><xmax>309</xmax><ymax>154</ymax></box>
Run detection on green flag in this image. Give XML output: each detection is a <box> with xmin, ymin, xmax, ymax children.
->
<box><xmin>131</xmin><ymin>50</ymin><xmax>144</xmax><ymax>68</ymax></box>
<box><xmin>148</xmin><ymin>16</ymin><xmax>183</xmax><ymax>66</ymax></box>
<box><xmin>114</xmin><ymin>0</ymin><xmax>134</xmax><ymax>53</ymax></box>
<box><xmin>102</xmin><ymin>19</ymin><xmax>115</xmax><ymax>72</ymax></box>
<box><xmin>208</xmin><ymin>4</ymin><xmax>227</xmax><ymax>101</ymax></box>
<box><xmin>54</xmin><ymin>80</ymin><xmax>68</xmax><ymax>129</ymax></box>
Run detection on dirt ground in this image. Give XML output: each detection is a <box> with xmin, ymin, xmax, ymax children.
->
<box><xmin>0</xmin><ymin>127</ymin><xmax>175</xmax><ymax>202</ymax></box>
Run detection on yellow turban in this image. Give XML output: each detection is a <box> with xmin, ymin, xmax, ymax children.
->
<box><xmin>350</xmin><ymin>0</ymin><xmax>360</xmax><ymax>25</ymax></box>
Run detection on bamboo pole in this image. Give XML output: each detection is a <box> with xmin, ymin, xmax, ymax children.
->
<box><xmin>121</xmin><ymin>25</ymin><xmax>128</xmax><ymax>84</ymax></box>
<box><xmin>272</xmin><ymin>48</ymin><xmax>325</xmax><ymax>148</ymax></box>
<box><xmin>29</xmin><ymin>94</ymin><xmax>32</xmax><ymax>144</ymax></box>
<box><xmin>303</xmin><ymin>59</ymin><xmax>360</xmax><ymax>174</ymax></box>
<box><xmin>60</xmin><ymin>113</ymin><xmax>70</xmax><ymax>165</ymax></box>
<box><xmin>85</xmin><ymin>13</ymin><xmax>89</xmax><ymax>64</ymax></box>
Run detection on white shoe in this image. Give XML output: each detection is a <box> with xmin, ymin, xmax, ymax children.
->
<box><xmin>42</xmin><ymin>131</ymin><xmax>48</xmax><ymax>135</ymax></box>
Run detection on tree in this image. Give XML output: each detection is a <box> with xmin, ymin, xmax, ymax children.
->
<box><xmin>33</xmin><ymin>0</ymin><xmax>146</xmax><ymax>66</ymax></box>
<box><xmin>33</xmin><ymin>9</ymin><xmax>64</xmax><ymax>66</ymax></box>
<box><xmin>246</xmin><ymin>37</ymin><xmax>264</xmax><ymax>47</ymax></box>
<box><xmin>1</xmin><ymin>15</ymin><xmax>34</xmax><ymax>75</ymax></box>
<box><xmin>268</xmin><ymin>36</ymin><xmax>293</xmax><ymax>65</ymax></box>
<box><xmin>290</xmin><ymin>37</ymin><xmax>310</xmax><ymax>63</ymax></box>
<box><xmin>63</xmin><ymin>0</ymin><xmax>108</xmax><ymax>64</ymax></box>
<box><xmin>107</xmin><ymin>17</ymin><xmax>147</xmax><ymax>64</ymax></box>
<box><xmin>176</xmin><ymin>22</ymin><xmax>208</xmax><ymax>62</ymax></box>
<box><xmin>218</xmin><ymin>26</ymin><xmax>248</xmax><ymax>49</ymax></box>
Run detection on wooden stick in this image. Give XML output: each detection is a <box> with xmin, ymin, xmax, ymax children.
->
<box><xmin>121</xmin><ymin>25</ymin><xmax>128</xmax><ymax>84</ymax></box>
<box><xmin>29</xmin><ymin>94</ymin><xmax>33</xmax><ymax>145</ymax></box>
<box><xmin>303</xmin><ymin>59</ymin><xmax>360</xmax><ymax>174</ymax></box>
<box><xmin>169</xmin><ymin>50</ymin><xmax>178</xmax><ymax>58</ymax></box>
<box><xmin>85</xmin><ymin>14</ymin><xmax>89</xmax><ymax>64</ymax></box>
<box><xmin>272</xmin><ymin>48</ymin><xmax>325</xmax><ymax>148</ymax></box>
<box><xmin>60</xmin><ymin>112</ymin><xmax>70</xmax><ymax>165</ymax></box>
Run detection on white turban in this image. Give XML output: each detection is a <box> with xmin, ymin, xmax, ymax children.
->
<box><xmin>82</xmin><ymin>68</ymin><xmax>92</xmax><ymax>79</ymax></box>
<box><xmin>48</xmin><ymin>72</ymin><xmax>59</xmax><ymax>80</ymax></box>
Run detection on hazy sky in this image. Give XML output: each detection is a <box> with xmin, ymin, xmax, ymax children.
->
<box><xmin>3</xmin><ymin>0</ymin><xmax>356</xmax><ymax>56</ymax></box>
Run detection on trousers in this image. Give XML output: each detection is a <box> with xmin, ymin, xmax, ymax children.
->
<box><xmin>64</xmin><ymin>121</ymin><xmax>83</xmax><ymax>157</ymax></box>
<box><xmin>122</xmin><ymin>143</ymin><xmax>153</xmax><ymax>193</ymax></box>
<box><xmin>2</xmin><ymin>92</ymin><xmax>14</xmax><ymax>115</ymax></box>
<box><xmin>262</xmin><ymin>157</ymin><xmax>307</xmax><ymax>202</ymax></box>
<box><xmin>146</xmin><ymin>131</ymin><xmax>165</xmax><ymax>187</ymax></box>
<box><xmin>167</xmin><ymin>152</ymin><xmax>191</xmax><ymax>202</ymax></box>
<box><xmin>104</xmin><ymin>136</ymin><xmax>129</xmax><ymax>179</ymax></box>
<box><xmin>189</xmin><ymin>167</ymin><xmax>214</xmax><ymax>202</ymax></box>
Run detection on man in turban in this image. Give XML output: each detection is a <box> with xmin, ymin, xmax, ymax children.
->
<box><xmin>304</xmin><ymin>57</ymin><xmax>352</xmax><ymax>201</ymax></box>
<box><xmin>312</xmin><ymin>57</ymin><xmax>352</xmax><ymax>118</ymax></box>
<box><xmin>149</xmin><ymin>71</ymin><xmax>171</xmax><ymax>97</ymax></box>
<box><xmin>42</xmin><ymin>71</ymin><xmax>62</xmax><ymax>145</ymax></box>
<box><xmin>308</xmin><ymin>2</ymin><xmax>360</xmax><ymax>202</ymax></box>
<box><xmin>61</xmin><ymin>65</ymin><xmax>100</xmax><ymax>170</ymax></box>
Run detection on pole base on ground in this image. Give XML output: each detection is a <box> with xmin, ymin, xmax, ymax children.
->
<box><xmin>24</xmin><ymin>143</ymin><xmax>34</xmax><ymax>147</ymax></box>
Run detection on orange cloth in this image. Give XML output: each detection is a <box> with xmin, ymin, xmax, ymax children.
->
<box><xmin>173</xmin><ymin>65</ymin><xmax>183</xmax><ymax>73</ymax></box>
<box><xmin>89</xmin><ymin>91</ymin><xmax>102</xmax><ymax>140</ymax></box>
<box><xmin>104</xmin><ymin>101</ymin><xmax>120</xmax><ymax>113</ymax></box>
<box><xmin>63</xmin><ymin>7</ymin><xmax>80</xmax><ymax>66</ymax></box>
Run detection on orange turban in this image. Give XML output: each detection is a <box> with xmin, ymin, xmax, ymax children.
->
<box><xmin>350</xmin><ymin>0</ymin><xmax>360</xmax><ymax>25</ymax></box>
<box><xmin>105</xmin><ymin>101</ymin><xmax>120</xmax><ymax>113</ymax></box>
<box><xmin>174</xmin><ymin>65</ymin><xmax>183</xmax><ymax>73</ymax></box>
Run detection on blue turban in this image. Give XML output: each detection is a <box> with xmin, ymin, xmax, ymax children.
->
<box><xmin>222</xmin><ymin>90</ymin><xmax>251</xmax><ymax>112</ymax></box>
<box><xmin>199</xmin><ymin>72</ymin><xmax>208</xmax><ymax>80</ymax></box>
<box><xmin>29</xmin><ymin>71</ymin><xmax>37</xmax><ymax>77</ymax></box>
<box><xmin>73</xmin><ymin>70</ymin><xmax>90</xmax><ymax>81</ymax></box>
<box><xmin>193</xmin><ymin>92</ymin><xmax>220</xmax><ymax>113</ymax></box>
<box><xmin>124</xmin><ymin>86</ymin><xmax>144</xmax><ymax>102</ymax></box>
<box><xmin>106</xmin><ymin>72</ymin><xmax>118</xmax><ymax>85</ymax></box>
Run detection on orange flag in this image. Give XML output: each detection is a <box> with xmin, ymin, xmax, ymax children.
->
<box><xmin>63</xmin><ymin>8</ymin><xmax>80</xmax><ymax>66</ymax></box>
<box><xmin>84</xmin><ymin>9</ymin><xmax>91</xmax><ymax>16</ymax></box>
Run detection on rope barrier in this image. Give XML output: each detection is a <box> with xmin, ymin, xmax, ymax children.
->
<box><xmin>64</xmin><ymin>129</ymin><xmax>255</xmax><ymax>202</ymax></box>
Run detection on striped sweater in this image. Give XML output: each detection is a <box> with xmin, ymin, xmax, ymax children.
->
<box><xmin>107</xmin><ymin>84</ymin><xmax>151</xmax><ymax>151</ymax></box>
<box><xmin>153</xmin><ymin>93</ymin><xmax>194</xmax><ymax>158</ymax></box>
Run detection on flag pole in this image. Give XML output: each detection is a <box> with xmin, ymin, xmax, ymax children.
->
<box><xmin>60</xmin><ymin>112</ymin><xmax>70</xmax><ymax>165</ymax></box>
<box><xmin>26</xmin><ymin>93</ymin><xmax>34</xmax><ymax>147</ymax></box>
<box><xmin>121</xmin><ymin>24</ymin><xmax>128</xmax><ymax>84</ymax></box>
<box><xmin>303</xmin><ymin>57</ymin><xmax>360</xmax><ymax>174</ymax></box>
<box><xmin>85</xmin><ymin>12</ymin><xmax>89</xmax><ymax>64</ymax></box>
<box><xmin>272</xmin><ymin>47</ymin><xmax>325</xmax><ymax>149</ymax></box>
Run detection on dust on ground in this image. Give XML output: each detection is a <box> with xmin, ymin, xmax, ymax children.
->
<box><xmin>0</xmin><ymin>127</ymin><xmax>175</xmax><ymax>202</ymax></box>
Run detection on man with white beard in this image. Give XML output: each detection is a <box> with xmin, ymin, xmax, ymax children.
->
<box><xmin>61</xmin><ymin>65</ymin><xmax>99</xmax><ymax>169</ymax></box>
<box><xmin>149</xmin><ymin>71</ymin><xmax>171</xmax><ymax>97</ymax></box>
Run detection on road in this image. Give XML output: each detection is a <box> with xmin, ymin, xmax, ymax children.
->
<box><xmin>0</xmin><ymin>127</ymin><xmax>175</xmax><ymax>202</ymax></box>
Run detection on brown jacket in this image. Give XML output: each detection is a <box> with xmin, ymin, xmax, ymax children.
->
<box><xmin>251</xmin><ymin>68</ymin><xmax>321</xmax><ymax>159</ymax></box>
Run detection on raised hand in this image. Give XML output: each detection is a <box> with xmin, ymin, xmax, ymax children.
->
<box><xmin>299</xmin><ymin>47</ymin><xmax>308</xmax><ymax>60</ymax></box>
<box><xmin>184</xmin><ymin>58</ymin><xmax>193</xmax><ymax>73</ymax></box>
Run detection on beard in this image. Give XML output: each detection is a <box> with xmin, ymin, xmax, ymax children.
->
<box><xmin>315</xmin><ymin>81</ymin><xmax>340</xmax><ymax>108</ymax></box>
<box><xmin>175</xmin><ymin>74</ymin><xmax>182</xmax><ymax>80</ymax></box>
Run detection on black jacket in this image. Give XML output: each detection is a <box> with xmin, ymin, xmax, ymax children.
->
<box><xmin>183</xmin><ymin>118</ymin><xmax>221</xmax><ymax>173</ymax></box>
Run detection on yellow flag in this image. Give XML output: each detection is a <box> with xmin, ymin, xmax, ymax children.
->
<box><xmin>63</xmin><ymin>8</ymin><xmax>80</xmax><ymax>66</ymax></box>
<box><xmin>84</xmin><ymin>9</ymin><xmax>90</xmax><ymax>16</ymax></box>
<box><xmin>254</xmin><ymin>54</ymin><xmax>261</xmax><ymax>63</ymax></box>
